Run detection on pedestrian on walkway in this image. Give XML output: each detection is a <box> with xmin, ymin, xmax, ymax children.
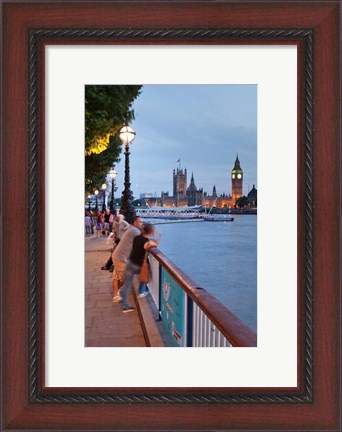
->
<box><xmin>95</xmin><ymin>211</ymin><xmax>102</xmax><ymax>238</ymax></box>
<box><xmin>113</xmin><ymin>213</ymin><xmax>129</xmax><ymax>245</ymax></box>
<box><xmin>111</xmin><ymin>216</ymin><xmax>143</xmax><ymax>303</ymax></box>
<box><xmin>103</xmin><ymin>209</ymin><xmax>111</xmax><ymax>235</ymax></box>
<box><xmin>120</xmin><ymin>223</ymin><xmax>158</xmax><ymax>313</ymax></box>
<box><xmin>109</xmin><ymin>210</ymin><xmax>115</xmax><ymax>233</ymax></box>
<box><xmin>90</xmin><ymin>211</ymin><xmax>96</xmax><ymax>235</ymax></box>
<box><xmin>101</xmin><ymin>213</ymin><xmax>129</xmax><ymax>271</ymax></box>
<box><xmin>138</xmin><ymin>226</ymin><xmax>161</xmax><ymax>297</ymax></box>
<box><xmin>101</xmin><ymin>232</ymin><xmax>116</xmax><ymax>271</ymax></box>
<box><xmin>89</xmin><ymin>211</ymin><xmax>96</xmax><ymax>234</ymax></box>
<box><xmin>85</xmin><ymin>212</ymin><xmax>92</xmax><ymax>235</ymax></box>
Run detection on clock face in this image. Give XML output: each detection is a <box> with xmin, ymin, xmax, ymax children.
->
<box><xmin>237</xmin><ymin>173</ymin><xmax>242</xmax><ymax>179</ymax></box>
<box><xmin>232</xmin><ymin>174</ymin><xmax>235</xmax><ymax>179</ymax></box>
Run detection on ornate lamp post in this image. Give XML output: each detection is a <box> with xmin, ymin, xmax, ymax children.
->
<box><xmin>101</xmin><ymin>183</ymin><xmax>107</xmax><ymax>211</ymax></box>
<box><xmin>109</xmin><ymin>167</ymin><xmax>117</xmax><ymax>213</ymax></box>
<box><xmin>94</xmin><ymin>190</ymin><xmax>99</xmax><ymax>211</ymax></box>
<box><xmin>119</xmin><ymin>124</ymin><xmax>136</xmax><ymax>223</ymax></box>
<box><xmin>88</xmin><ymin>194</ymin><xmax>91</xmax><ymax>211</ymax></box>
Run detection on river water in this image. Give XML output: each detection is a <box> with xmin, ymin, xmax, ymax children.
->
<box><xmin>149</xmin><ymin>215</ymin><xmax>257</xmax><ymax>332</ymax></box>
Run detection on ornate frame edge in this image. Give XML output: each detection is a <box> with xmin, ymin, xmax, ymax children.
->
<box><xmin>28</xmin><ymin>28</ymin><xmax>313</xmax><ymax>404</ymax></box>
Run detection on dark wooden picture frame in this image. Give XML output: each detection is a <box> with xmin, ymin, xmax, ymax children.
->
<box><xmin>2</xmin><ymin>1</ymin><xmax>340</xmax><ymax>430</ymax></box>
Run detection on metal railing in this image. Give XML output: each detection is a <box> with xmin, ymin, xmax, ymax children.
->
<box><xmin>148</xmin><ymin>248</ymin><xmax>257</xmax><ymax>348</ymax></box>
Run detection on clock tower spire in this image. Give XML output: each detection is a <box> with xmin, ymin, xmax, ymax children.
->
<box><xmin>231</xmin><ymin>154</ymin><xmax>243</xmax><ymax>204</ymax></box>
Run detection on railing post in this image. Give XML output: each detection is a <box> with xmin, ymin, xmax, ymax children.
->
<box><xmin>157</xmin><ymin>261</ymin><xmax>162</xmax><ymax>321</ymax></box>
<box><xmin>187</xmin><ymin>296</ymin><xmax>193</xmax><ymax>347</ymax></box>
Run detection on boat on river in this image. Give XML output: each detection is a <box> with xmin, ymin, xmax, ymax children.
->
<box><xmin>136</xmin><ymin>204</ymin><xmax>234</xmax><ymax>222</ymax></box>
<box><xmin>136</xmin><ymin>205</ymin><xmax>202</xmax><ymax>219</ymax></box>
<box><xmin>201</xmin><ymin>214</ymin><xmax>234</xmax><ymax>222</ymax></box>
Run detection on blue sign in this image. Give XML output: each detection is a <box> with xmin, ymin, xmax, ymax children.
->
<box><xmin>160</xmin><ymin>268</ymin><xmax>186</xmax><ymax>347</ymax></box>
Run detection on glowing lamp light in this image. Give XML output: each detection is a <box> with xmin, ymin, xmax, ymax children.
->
<box><xmin>109</xmin><ymin>168</ymin><xmax>117</xmax><ymax>180</ymax></box>
<box><xmin>119</xmin><ymin>125</ymin><xmax>136</xmax><ymax>145</ymax></box>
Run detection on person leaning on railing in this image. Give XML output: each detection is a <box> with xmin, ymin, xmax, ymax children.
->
<box><xmin>111</xmin><ymin>216</ymin><xmax>143</xmax><ymax>303</ymax></box>
<box><xmin>101</xmin><ymin>213</ymin><xmax>129</xmax><ymax>272</ymax></box>
<box><xmin>120</xmin><ymin>223</ymin><xmax>158</xmax><ymax>314</ymax></box>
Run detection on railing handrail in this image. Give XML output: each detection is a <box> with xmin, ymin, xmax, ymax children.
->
<box><xmin>150</xmin><ymin>248</ymin><xmax>257</xmax><ymax>347</ymax></box>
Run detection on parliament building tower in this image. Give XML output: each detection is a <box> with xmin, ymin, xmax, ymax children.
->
<box><xmin>173</xmin><ymin>166</ymin><xmax>187</xmax><ymax>205</ymax></box>
<box><xmin>231</xmin><ymin>155</ymin><xmax>243</xmax><ymax>204</ymax></box>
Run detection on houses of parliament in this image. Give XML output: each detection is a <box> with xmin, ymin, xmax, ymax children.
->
<box><xmin>144</xmin><ymin>155</ymin><xmax>257</xmax><ymax>209</ymax></box>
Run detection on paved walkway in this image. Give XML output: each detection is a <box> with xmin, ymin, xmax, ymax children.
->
<box><xmin>85</xmin><ymin>234</ymin><xmax>169</xmax><ymax>347</ymax></box>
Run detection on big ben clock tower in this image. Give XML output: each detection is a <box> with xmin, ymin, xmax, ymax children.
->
<box><xmin>231</xmin><ymin>155</ymin><xmax>243</xmax><ymax>204</ymax></box>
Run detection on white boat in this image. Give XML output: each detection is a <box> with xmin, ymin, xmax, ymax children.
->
<box><xmin>202</xmin><ymin>214</ymin><xmax>234</xmax><ymax>222</ymax></box>
<box><xmin>202</xmin><ymin>199</ymin><xmax>234</xmax><ymax>221</ymax></box>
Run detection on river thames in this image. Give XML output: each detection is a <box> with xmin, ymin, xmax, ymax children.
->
<box><xmin>151</xmin><ymin>215</ymin><xmax>257</xmax><ymax>332</ymax></box>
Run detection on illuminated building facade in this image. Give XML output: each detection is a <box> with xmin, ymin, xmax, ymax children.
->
<box><xmin>145</xmin><ymin>156</ymin><xmax>256</xmax><ymax>209</ymax></box>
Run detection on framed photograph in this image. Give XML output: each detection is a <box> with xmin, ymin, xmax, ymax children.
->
<box><xmin>1</xmin><ymin>1</ymin><xmax>340</xmax><ymax>431</ymax></box>
<box><xmin>83</xmin><ymin>83</ymin><xmax>258</xmax><ymax>350</ymax></box>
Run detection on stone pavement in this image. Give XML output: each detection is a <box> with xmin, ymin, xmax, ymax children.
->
<box><xmin>85</xmin><ymin>233</ymin><xmax>170</xmax><ymax>347</ymax></box>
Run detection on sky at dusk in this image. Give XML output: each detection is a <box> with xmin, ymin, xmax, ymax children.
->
<box><xmin>112</xmin><ymin>84</ymin><xmax>257</xmax><ymax>199</ymax></box>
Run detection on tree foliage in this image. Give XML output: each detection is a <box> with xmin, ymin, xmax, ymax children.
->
<box><xmin>85</xmin><ymin>134</ymin><xmax>122</xmax><ymax>194</ymax></box>
<box><xmin>85</xmin><ymin>85</ymin><xmax>142</xmax><ymax>155</ymax></box>
<box><xmin>85</xmin><ymin>85</ymin><xmax>142</xmax><ymax>195</ymax></box>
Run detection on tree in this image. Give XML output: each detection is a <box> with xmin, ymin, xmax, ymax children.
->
<box><xmin>85</xmin><ymin>134</ymin><xmax>122</xmax><ymax>193</ymax></box>
<box><xmin>85</xmin><ymin>85</ymin><xmax>142</xmax><ymax>195</ymax></box>
<box><xmin>236</xmin><ymin>195</ymin><xmax>249</xmax><ymax>209</ymax></box>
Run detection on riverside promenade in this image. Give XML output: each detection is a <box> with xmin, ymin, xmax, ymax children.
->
<box><xmin>85</xmin><ymin>234</ymin><xmax>170</xmax><ymax>347</ymax></box>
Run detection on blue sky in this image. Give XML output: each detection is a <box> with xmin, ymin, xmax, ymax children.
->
<box><xmin>113</xmin><ymin>85</ymin><xmax>257</xmax><ymax>199</ymax></box>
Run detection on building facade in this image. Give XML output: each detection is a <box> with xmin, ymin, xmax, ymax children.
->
<box><xmin>247</xmin><ymin>184</ymin><xmax>257</xmax><ymax>207</ymax></box>
<box><xmin>144</xmin><ymin>156</ymin><xmax>256</xmax><ymax>209</ymax></box>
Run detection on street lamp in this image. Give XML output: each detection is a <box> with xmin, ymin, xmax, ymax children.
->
<box><xmin>101</xmin><ymin>183</ymin><xmax>107</xmax><ymax>211</ymax></box>
<box><xmin>119</xmin><ymin>124</ymin><xmax>136</xmax><ymax>223</ymax></box>
<box><xmin>94</xmin><ymin>190</ymin><xmax>99</xmax><ymax>211</ymax></box>
<box><xmin>88</xmin><ymin>194</ymin><xmax>91</xmax><ymax>211</ymax></box>
<box><xmin>109</xmin><ymin>167</ymin><xmax>117</xmax><ymax>213</ymax></box>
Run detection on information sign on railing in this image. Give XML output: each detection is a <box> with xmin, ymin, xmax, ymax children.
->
<box><xmin>160</xmin><ymin>268</ymin><xmax>187</xmax><ymax>347</ymax></box>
